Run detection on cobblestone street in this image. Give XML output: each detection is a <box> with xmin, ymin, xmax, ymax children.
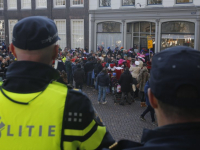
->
<box><xmin>82</xmin><ymin>86</ymin><xmax>156</xmax><ymax>142</ymax></box>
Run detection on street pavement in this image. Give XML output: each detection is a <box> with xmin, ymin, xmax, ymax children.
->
<box><xmin>82</xmin><ymin>86</ymin><xmax>157</xmax><ymax>142</ymax></box>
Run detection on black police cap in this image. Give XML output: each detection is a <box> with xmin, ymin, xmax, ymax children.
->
<box><xmin>150</xmin><ymin>46</ymin><xmax>200</xmax><ymax>108</ymax></box>
<box><xmin>12</xmin><ymin>16</ymin><xmax>60</xmax><ymax>50</ymax></box>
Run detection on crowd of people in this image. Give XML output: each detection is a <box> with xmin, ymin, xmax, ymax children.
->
<box><xmin>54</xmin><ymin>46</ymin><xmax>153</xmax><ymax>108</ymax></box>
<box><xmin>0</xmin><ymin>43</ymin><xmax>16</xmax><ymax>81</ymax></box>
<box><xmin>0</xmin><ymin>16</ymin><xmax>199</xmax><ymax>150</ymax></box>
<box><xmin>0</xmin><ymin>41</ymin><xmax>155</xmax><ymax>124</ymax></box>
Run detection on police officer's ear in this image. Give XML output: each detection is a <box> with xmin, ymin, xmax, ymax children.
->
<box><xmin>10</xmin><ymin>43</ymin><xmax>17</xmax><ymax>58</ymax></box>
<box><xmin>52</xmin><ymin>44</ymin><xmax>59</xmax><ymax>60</ymax></box>
<box><xmin>148</xmin><ymin>88</ymin><xmax>158</xmax><ymax>109</ymax></box>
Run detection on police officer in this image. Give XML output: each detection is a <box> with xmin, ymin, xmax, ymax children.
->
<box><xmin>104</xmin><ymin>46</ymin><xmax>200</xmax><ymax>150</ymax></box>
<box><xmin>0</xmin><ymin>16</ymin><xmax>114</xmax><ymax>150</ymax></box>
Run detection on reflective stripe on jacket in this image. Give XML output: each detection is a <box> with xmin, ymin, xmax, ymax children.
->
<box><xmin>0</xmin><ymin>81</ymin><xmax>111</xmax><ymax>150</ymax></box>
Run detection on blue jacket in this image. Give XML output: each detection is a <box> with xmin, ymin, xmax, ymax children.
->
<box><xmin>144</xmin><ymin>81</ymin><xmax>150</xmax><ymax>106</ymax></box>
<box><xmin>97</xmin><ymin>72</ymin><xmax>109</xmax><ymax>87</ymax></box>
<box><xmin>103</xmin><ymin>122</ymin><xmax>200</xmax><ymax>150</ymax></box>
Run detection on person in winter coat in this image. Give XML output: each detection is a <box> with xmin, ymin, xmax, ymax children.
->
<box><xmin>74</xmin><ymin>64</ymin><xmax>85</xmax><ymax>90</ymax></box>
<box><xmin>65</xmin><ymin>56</ymin><xmax>72</xmax><ymax>84</ymax></box>
<box><xmin>140</xmin><ymin>80</ymin><xmax>156</xmax><ymax>125</ymax></box>
<box><xmin>84</xmin><ymin>57</ymin><xmax>94</xmax><ymax>87</ymax></box>
<box><xmin>129</xmin><ymin>61</ymin><xmax>141</xmax><ymax>79</ymax></box>
<box><xmin>97</xmin><ymin>68</ymin><xmax>109</xmax><ymax>104</ymax></box>
<box><xmin>118</xmin><ymin>67</ymin><xmax>133</xmax><ymax>105</ymax></box>
<box><xmin>94</xmin><ymin>60</ymin><xmax>103</xmax><ymax>77</ymax></box>
<box><xmin>137</xmin><ymin>64</ymin><xmax>150</xmax><ymax>107</ymax></box>
<box><xmin>129</xmin><ymin>61</ymin><xmax>141</xmax><ymax>98</ymax></box>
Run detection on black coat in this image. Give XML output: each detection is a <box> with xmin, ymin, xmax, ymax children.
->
<box><xmin>74</xmin><ymin>68</ymin><xmax>85</xmax><ymax>84</ymax></box>
<box><xmin>97</xmin><ymin>72</ymin><xmax>109</xmax><ymax>87</ymax></box>
<box><xmin>84</xmin><ymin>61</ymin><xmax>94</xmax><ymax>72</ymax></box>
<box><xmin>119</xmin><ymin>70</ymin><xmax>133</xmax><ymax>92</ymax></box>
<box><xmin>94</xmin><ymin>63</ymin><xmax>103</xmax><ymax>75</ymax></box>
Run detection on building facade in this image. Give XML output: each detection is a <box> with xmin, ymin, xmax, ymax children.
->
<box><xmin>0</xmin><ymin>0</ymin><xmax>89</xmax><ymax>50</ymax></box>
<box><xmin>89</xmin><ymin>0</ymin><xmax>200</xmax><ymax>52</ymax></box>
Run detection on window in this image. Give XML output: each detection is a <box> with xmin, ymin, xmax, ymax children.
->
<box><xmin>97</xmin><ymin>22</ymin><xmax>122</xmax><ymax>50</ymax></box>
<box><xmin>36</xmin><ymin>0</ymin><xmax>47</xmax><ymax>8</ymax></box>
<box><xmin>7</xmin><ymin>0</ymin><xmax>17</xmax><ymax>10</ymax></box>
<box><xmin>8</xmin><ymin>20</ymin><xmax>18</xmax><ymax>44</ymax></box>
<box><xmin>55</xmin><ymin>20</ymin><xmax>66</xmax><ymax>50</ymax></box>
<box><xmin>130</xmin><ymin>22</ymin><xmax>155</xmax><ymax>50</ymax></box>
<box><xmin>0</xmin><ymin>20</ymin><xmax>5</xmax><ymax>46</ymax></box>
<box><xmin>71</xmin><ymin>0</ymin><xmax>84</xmax><ymax>7</ymax></box>
<box><xmin>176</xmin><ymin>0</ymin><xmax>193</xmax><ymax>4</ymax></box>
<box><xmin>54</xmin><ymin>0</ymin><xmax>65</xmax><ymax>7</ymax></box>
<box><xmin>99</xmin><ymin>0</ymin><xmax>111</xmax><ymax>7</ymax></box>
<box><xmin>161</xmin><ymin>21</ymin><xmax>195</xmax><ymax>50</ymax></box>
<box><xmin>122</xmin><ymin>0</ymin><xmax>135</xmax><ymax>6</ymax></box>
<box><xmin>0</xmin><ymin>0</ymin><xmax>3</xmax><ymax>9</ymax></box>
<box><xmin>71</xmin><ymin>19</ymin><xmax>84</xmax><ymax>49</ymax></box>
<box><xmin>21</xmin><ymin>0</ymin><xmax>31</xmax><ymax>9</ymax></box>
<box><xmin>147</xmin><ymin>0</ymin><xmax>162</xmax><ymax>5</ymax></box>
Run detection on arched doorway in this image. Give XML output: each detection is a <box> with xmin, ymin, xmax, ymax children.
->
<box><xmin>96</xmin><ymin>21</ymin><xmax>122</xmax><ymax>51</ymax></box>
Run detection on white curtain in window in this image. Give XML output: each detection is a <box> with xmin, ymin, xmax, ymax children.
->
<box><xmin>9</xmin><ymin>20</ymin><xmax>18</xmax><ymax>44</ymax></box>
<box><xmin>55</xmin><ymin>20</ymin><xmax>66</xmax><ymax>50</ymax></box>
<box><xmin>8</xmin><ymin>0</ymin><xmax>17</xmax><ymax>9</ymax></box>
<box><xmin>21</xmin><ymin>0</ymin><xmax>31</xmax><ymax>9</ymax></box>
<box><xmin>37</xmin><ymin>0</ymin><xmax>47</xmax><ymax>7</ymax></box>
<box><xmin>0</xmin><ymin>20</ymin><xmax>5</xmax><ymax>45</ymax></box>
<box><xmin>97</xmin><ymin>33</ymin><xmax>122</xmax><ymax>50</ymax></box>
<box><xmin>71</xmin><ymin>20</ymin><xmax>84</xmax><ymax>49</ymax></box>
<box><xmin>0</xmin><ymin>0</ymin><xmax>3</xmax><ymax>9</ymax></box>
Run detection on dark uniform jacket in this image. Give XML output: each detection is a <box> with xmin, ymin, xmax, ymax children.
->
<box><xmin>119</xmin><ymin>70</ymin><xmax>133</xmax><ymax>92</ymax></box>
<box><xmin>103</xmin><ymin>122</ymin><xmax>200</xmax><ymax>150</ymax></box>
<box><xmin>0</xmin><ymin>61</ymin><xmax>115</xmax><ymax>150</ymax></box>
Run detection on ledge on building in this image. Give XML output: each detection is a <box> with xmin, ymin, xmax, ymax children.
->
<box><xmin>21</xmin><ymin>8</ymin><xmax>32</xmax><ymax>10</ymax></box>
<box><xmin>7</xmin><ymin>8</ymin><xmax>17</xmax><ymax>11</ymax></box>
<box><xmin>119</xmin><ymin>7</ymin><xmax>136</xmax><ymax>10</ymax></box>
<box><xmin>53</xmin><ymin>5</ymin><xmax>66</xmax><ymax>9</ymax></box>
<box><xmin>145</xmin><ymin>5</ymin><xmax>164</xmax><ymax>8</ymax></box>
<box><xmin>173</xmin><ymin>3</ymin><xmax>195</xmax><ymax>7</ymax></box>
<box><xmin>36</xmin><ymin>7</ymin><xmax>47</xmax><ymax>10</ymax></box>
<box><xmin>97</xmin><ymin>7</ymin><xmax>112</xmax><ymax>10</ymax></box>
<box><xmin>70</xmin><ymin>6</ymin><xmax>84</xmax><ymax>8</ymax></box>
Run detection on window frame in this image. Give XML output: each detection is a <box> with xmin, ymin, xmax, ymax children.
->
<box><xmin>99</xmin><ymin>0</ymin><xmax>111</xmax><ymax>7</ymax></box>
<box><xmin>7</xmin><ymin>0</ymin><xmax>17</xmax><ymax>10</ymax></box>
<box><xmin>21</xmin><ymin>0</ymin><xmax>32</xmax><ymax>9</ymax></box>
<box><xmin>70</xmin><ymin>0</ymin><xmax>84</xmax><ymax>7</ymax></box>
<box><xmin>0</xmin><ymin>0</ymin><xmax>4</xmax><ymax>10</ymax></box>
<box><xmin>176</xmin><ymin>0</ymin><xmax>193</xmax><ymax>4</ymax></box>
<box><xmin>160</xmin><ymin>21</ymin><xmax>195</xmax><ymax>50</ymax></box>
<box><xmin>147</xmin><ymin>0</ymin><xmax>162</xmax><ymax>5</ymax></box>
<box><xmin>36</xmin><ymin>0</ymin><xmax>47</xmax><ymax>9</ymax></box>
<box><xmin>0</xmin><ymin>20</ymin><xmax>5</xmax><ymax>46</ymax></box>
<box><xmin>53</xmin><ymin>0</ymin><xmax>66</xmax><ymax>8</ymax></box>
<box><xmin>54</xmin><ymin>19</ymin><xmax>67</xmax><ymax>50</ymax></box>
<box><xmin>122</xmin><ymin>0</ymin><xmax>135</xmax><ymax>6</ymax></box>
<box><xmin>8</xmin><ymin>20</ymin><xmax>18</xmax><ymax>44</ymax></box>
<box><xmin>71</xmin><ymin>19</ymin><xmax>84</xmax><ymax>49</ymax></box>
